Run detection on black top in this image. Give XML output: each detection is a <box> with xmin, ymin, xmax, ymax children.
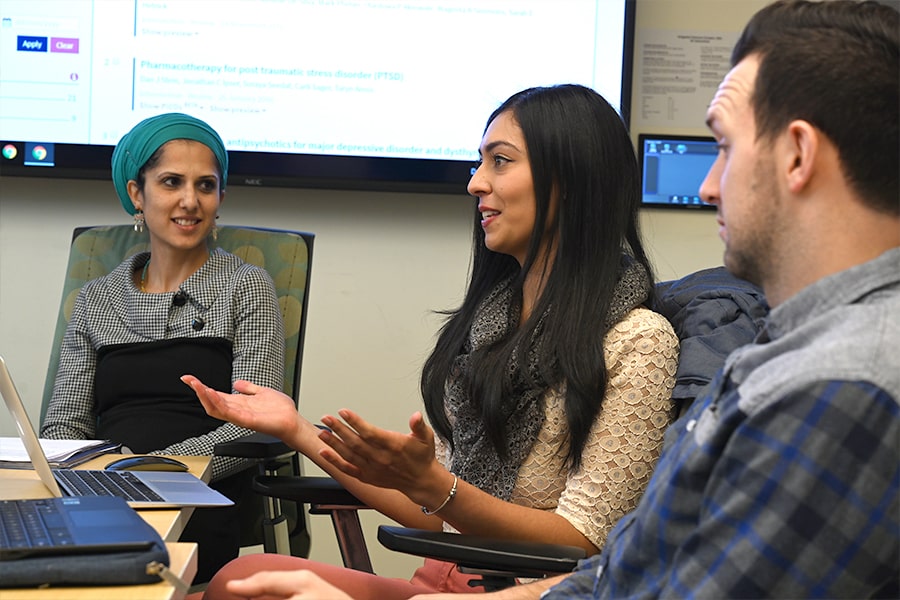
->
<box><xmin>95</xmin><ymin>338</ymin><xmax>232</xmax><ymax>452</ymax></box>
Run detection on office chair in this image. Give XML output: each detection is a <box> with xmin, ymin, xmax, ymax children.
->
<box><xmin>41</xmin><ymin>224</ymin><xmax>316</xmax><ymax>557</ymax></box>
<box><xmin>241</xmin><ymin>266</ymin><xmax>769</xmax><ymax>590</ymax></box>
<box><xmin>250</xmin><ymin>474</ymin><xmax>585</xmax><ymax>590</ymax></box>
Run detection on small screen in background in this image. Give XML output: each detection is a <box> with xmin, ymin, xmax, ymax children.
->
<box><xmin>639</xmin><ymin>135</ymin><xmax>717</xmax><ymax>209</ymax></box>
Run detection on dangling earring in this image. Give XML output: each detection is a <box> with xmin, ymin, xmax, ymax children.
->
<box><xmin>133</xmin><ymin>210</ymin><xmax>145</xmax><ymax>233</ymax></box>
<box><xmin>211</xmin><ymin>214</ymin><xmax>219</xmax><ymax>241</ymax></box>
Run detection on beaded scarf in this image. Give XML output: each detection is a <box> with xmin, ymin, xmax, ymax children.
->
<box><xmin>444</xmin><ymin>256</ymin><xmax>650</xmax><ymax>501</ymax></box>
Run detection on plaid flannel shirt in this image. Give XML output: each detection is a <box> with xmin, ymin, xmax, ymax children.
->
<box><xmin>545</xmin><ymin>248</ymin><xmax>900</xmax><ymax>599</ymax></box>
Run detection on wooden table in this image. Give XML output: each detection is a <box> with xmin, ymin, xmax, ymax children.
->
<box><xmin>0</xmin><ymin>454</ymin><xmax>212</xmax><ymax>600</ymax></box>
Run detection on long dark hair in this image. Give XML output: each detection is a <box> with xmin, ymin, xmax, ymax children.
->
<box><xmin>421</xmin><ymin>84</ymin><xmax>654</xmax><ymax>469</ymax></box>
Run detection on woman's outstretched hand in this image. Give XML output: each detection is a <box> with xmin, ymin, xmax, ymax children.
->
<box><xmin>183</xmin><ymin>377</ymin><xmax>452</xmax><ymax>520</ymax></box>
<box><xmin>317</xmin><ymin>409</ymin><xmax>447</xmax><ymax>506</ymax></box>
<box><xmin>180</xmin><ymin>375</ymin><xmax>299</xmax><ymax>441</ymax></box>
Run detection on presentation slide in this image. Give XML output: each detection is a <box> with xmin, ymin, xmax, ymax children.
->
<box><xmin>0</xmin><ymin>0</ymin><xmax>628</xmax><ymax>164</ymax></box>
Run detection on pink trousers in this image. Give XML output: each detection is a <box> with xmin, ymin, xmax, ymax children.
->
<box><xmin>198</xmin><ymin>555</ymin><xmax>482</xmax><ymax>600</ymax></box>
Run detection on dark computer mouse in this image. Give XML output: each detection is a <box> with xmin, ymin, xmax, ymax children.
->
<box><xmin>104</xmin><ymin>455</ymin><xmax>190</xmax><ymax>472</ymax></box>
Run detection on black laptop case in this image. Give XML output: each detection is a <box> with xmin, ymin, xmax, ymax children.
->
<box><xmin>0</xmin><ymin>496</ymin><xmax>169</xmax><ymax>587</ymax></box>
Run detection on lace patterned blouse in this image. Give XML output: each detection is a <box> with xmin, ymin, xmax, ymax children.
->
<box><xmin>436</xmin><ymin>306</ymin><xmax>679</xmax><ymax>550</ymax></box>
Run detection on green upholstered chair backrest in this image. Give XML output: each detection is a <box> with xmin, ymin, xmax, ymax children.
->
<box><xmin>41</xmin><ymin>224</ymin><xmax>314</xmax><ymax>422</ymax></box>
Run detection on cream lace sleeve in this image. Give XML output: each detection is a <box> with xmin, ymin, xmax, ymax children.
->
<box><xmin>434</xmin><ymin>308</ymin><xmax>678</xmax><ymax>547</ymax></box>
<box><xmin>532</xmin><ymin>307</ymin><xmax>679</xmax><ymax>549</ymax></box>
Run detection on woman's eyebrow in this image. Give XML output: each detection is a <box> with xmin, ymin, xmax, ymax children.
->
<box><xmin>482</xmin><ymin>140</ymin><xmax>521</xmax><ymax>154</ymax></box>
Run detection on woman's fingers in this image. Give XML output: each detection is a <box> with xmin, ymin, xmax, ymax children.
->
<box><xmin>320</xmin><ymin>413</ymin><xmax>361</xmax><ymax>443</ymax></box>
<box><xmin>232</xmin><ymin>379</ymin><xmax>261</xmax><ymax>395</ymax></box>
<box><xmin>181</xmin><ymin>375</ymin><xmax>267</xmax><ymax>430</ymax></box>
<box><xmin>326</xmin><ymin>419</ymin><xmax>408</xmax><ymax>475</ymax></box>
<box><xmin>317</xmin><ymin>419</ymin><xmax>405</xmax><ymax>483</ymax></box>
<box><xmin>181</xmin><ymin>375</ymin><xmax>223</xmax><ymax>415</ymax></box>
<box><xmin>329</xmin><ymin>410</ymin><xmax>406</xmax><ymax>452</ymax></box>
<box><xmin>325</xmin><ymin>410</ymin><xmax>388</xmax><ymax>454</ymax></box>
<box><xmin>408</xmin><ymin>411</ymin><xmax>435</xmax><ymax>445</ymax></box>
<box><xmin>316</xmin><ymin>425</ymin><xmax>356</xmax><ymax>459</ymax></box>
<box><xmin>316</xmin><ymin>427</ymin><xmax>369</xmax><ymax>478</ymax></box>
<box><xmin>335</xmin><ymin>408</ymin><xmax>377</xmax><ymax>437</ymax></box>
<box><xmin>317</xmin><ymin>444</ymin><xmax>364</xmax><ymax>478</ymax></box>
<box><xmin>180</xmin><ymin>374</ymin><xmax>199</xmax><ymax>386</ymax></box>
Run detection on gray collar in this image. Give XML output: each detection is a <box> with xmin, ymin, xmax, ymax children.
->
<box><xmin>764</xmin><ymin>248</ymin><xmax>900</xmax><ymax>343</ymax></box>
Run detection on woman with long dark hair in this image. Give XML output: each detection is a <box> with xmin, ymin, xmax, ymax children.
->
<box><xmin>183</xmin><ymin>84</ymin><xmax>679</xmax><ymax>600</ymax></box>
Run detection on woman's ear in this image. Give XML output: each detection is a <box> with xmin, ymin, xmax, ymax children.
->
<box><xmin>127</xmin><ymin>180</ymin><xmax>142</xmax><ymax>213</ymax></box>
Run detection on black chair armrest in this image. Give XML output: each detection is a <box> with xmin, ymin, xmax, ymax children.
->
<box><xmin>255</xmin><ymin>475</ymin><xmax>374</xmax><ymax>572</ymax></box>
<box><xmin>253</xmin><ymin>475</ymin><xmax>367</xmax><ymax>509</ymax></box>
<box><xmin>214</xmin><ymin>432</ymin><xmax>295</xmax><ymax>460</ymax></box>
<box><xmin>377</xmin><ymin>525</ymin><xmax>584</xmax><ymax>579</ymax></box>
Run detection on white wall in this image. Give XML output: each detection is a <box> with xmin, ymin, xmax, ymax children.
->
<box><xmin>0</xmin><ymin>0</ymin><xmax>766</xmax><ymax>580</ymax></box>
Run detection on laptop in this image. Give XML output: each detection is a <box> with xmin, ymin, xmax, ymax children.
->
<box><xmin>638</xmin><ymin>133</ymin><xmax>718</xmax><ymax>209</ymax></box>
<box><xmin>0</xmin><ymin>495</ymin><xmax>160</xmax><ymax>560</ymax></box>
<box><xmin>0</xmin><ymin>355</ymin><xmax>233</xmax><ymax>509</ymax></box>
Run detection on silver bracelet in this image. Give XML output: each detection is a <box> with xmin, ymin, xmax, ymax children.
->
<box><xmin>421</xmin><ymin>473</ymin><xmax>458</xmax><ymax>515</ymax></box>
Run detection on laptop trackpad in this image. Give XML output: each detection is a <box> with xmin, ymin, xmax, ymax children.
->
<box><xmin>71</xmin><ymin>509</ymin><xmax>140</xmax><ymax>528</ymax></box>
<box><xmin>141</xmin><ymin>472</ymin><xmax>233</xmax><ymax>505</ymax></box>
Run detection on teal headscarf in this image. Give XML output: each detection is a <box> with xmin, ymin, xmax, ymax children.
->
<box><xmin>111</xmin><ymin>113</ymin><xmax>229</xmax><ymax>215</ymax></box>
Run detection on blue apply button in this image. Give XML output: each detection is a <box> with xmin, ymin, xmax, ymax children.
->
<box><xmin>18</xmin><ymin>36</ymin><xmax>48</xmax><ymax>52</ymax></box>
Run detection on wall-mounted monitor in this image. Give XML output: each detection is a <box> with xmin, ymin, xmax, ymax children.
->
<box><xmin>0</xmin><ymin>0</ymin><xmax>635</xmax><ymax>195</ymax></box>
<box><xmin>638</xmin><ymin>133</ymin><xmax>717</xmax><ymax>210</ymax></box>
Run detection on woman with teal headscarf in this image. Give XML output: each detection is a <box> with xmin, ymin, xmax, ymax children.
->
<box><xmin>41</xmin><ymin>113</ymin><xmax>286</xmax><ymax>583</ymax></box>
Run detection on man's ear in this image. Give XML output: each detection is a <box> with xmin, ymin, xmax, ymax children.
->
<box><xmin>784</xmin><ymin>120</ymin><xmax>819</xmax><ymax>195</ymax></box>
<box><xmin>127</xmin><ymin>180</ymin><xmax>142</xmax><ymax>213</ymax></box>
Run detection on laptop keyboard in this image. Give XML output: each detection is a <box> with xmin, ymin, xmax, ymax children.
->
<box><xmin>54</xmin><ymin>470</ymin><xmax>165</xmax><ymax>503</ymax></box>
<box><xmin>0</xmin><ymin>498</ymin><xmax>72</xmax><ymax>552</ymax></box>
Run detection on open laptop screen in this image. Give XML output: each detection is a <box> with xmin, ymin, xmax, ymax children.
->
<box><xmin>638</xmin><ymin>134</ymin><xmax>717</xmax><ymax>210</ymax></box>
